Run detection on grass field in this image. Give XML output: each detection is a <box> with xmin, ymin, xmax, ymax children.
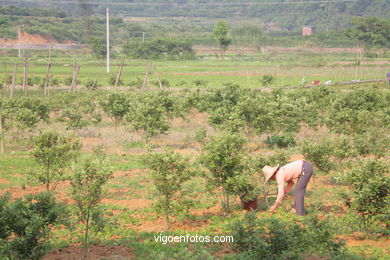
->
<box><xmin>1</xmin><ymin>48</ymin><xmax>389</xmax><ymax>91</ymax></box>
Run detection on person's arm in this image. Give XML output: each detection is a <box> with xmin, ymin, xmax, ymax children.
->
<box><xmin>270</xmin><ymin>179</ymin><xmax>285</xmax><ymax>212</ymax></box>
<box><xmin>285</xmin><ymin>180</ymin><xmax>294</xmax><ymax>194</ymax></box>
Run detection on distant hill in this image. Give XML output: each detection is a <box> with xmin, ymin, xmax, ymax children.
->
<box><xmin>1</xmin><ymin>0</ymin><xmax>389</xmax><ymax>32</ymax></box>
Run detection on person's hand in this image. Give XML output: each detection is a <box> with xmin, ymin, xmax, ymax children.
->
<box><xmin>269</xmin><ymin>205</ymin><xmax>276</xmax><ymax>212</ymax></box>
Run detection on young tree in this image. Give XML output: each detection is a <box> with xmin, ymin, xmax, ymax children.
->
<box><xmin>71</xmin><ymin>158</ymin><xmax>113</xmax><ymax>259</ymax></box>
<box><xmin>32</xmin><ymin>131</ymin><xmax>81</xmax><ymax>191</ymax></box>
<box><xmin>144</xmin><ymin>150</ymin><xmax>192</xmax><ymax>228</ymax></box>
<box><xmin>0</xmin><ymin>192</ymin><xmax>68</xmax><ymax>260</ymax></box>
<box><xmin>200</xmin><ymin>132</ymin><xmax>246</xmax><ymax>213</ymax></box>
<box><xmin>214</xmin><ymin>21</ymin><xmax>232</xmax><ymax>58</ymax></box>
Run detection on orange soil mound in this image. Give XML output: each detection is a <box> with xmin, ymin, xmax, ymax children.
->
<box><xmin>0</xmin><ymin>31</ymin><xmax>77</xmax><ymax>45</ymax></box>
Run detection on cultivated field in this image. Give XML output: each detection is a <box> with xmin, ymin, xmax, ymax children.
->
<box><xmin>0</xmin><ymin>50</ymin><xmax>389</xmax><ymax>259</ymax></box>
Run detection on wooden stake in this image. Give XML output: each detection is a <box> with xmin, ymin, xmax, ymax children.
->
<box><xmin>3</xmin><ymin>63</ymin><xmax>8</xmax><ymax>93</ymax></box>
<box><xmin>152</xmin><ymin>64</ymin><xmax>163</xmax><ymax>90</ymax></box>
<box><xmin>114</xmin><ymin>63</ymin><xmax>124</xmax><ymax>88</ymax></box>
<box><xmin>71</xmin><ymin>66</ymin><xmax>80</xmax><ymax>92</ymax></box>
<box><xmin>44</xmin><ymin>59</ymin><xmax>51</xmax><ymax>97</ymax></box>
<box><xmin>10</xmin><ymin>63</ymin><xmax>18</xmax><ymax>98</ymax></box>
<box><xmin>0</xmin><ymin>111</ymin><xmax>4</xmax><ymax>154</ymax></box>
<box><xmin>142</xmin><ymin>62</ymin><xmax>152</xmax><ymax>92</ymax></box>
<box><xmin>23</xmin><ymin>57</ymin><xmax>28</xmax><ymax>96</ymax></box>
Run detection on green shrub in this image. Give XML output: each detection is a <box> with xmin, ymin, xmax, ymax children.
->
<box><xmin>265</xmin><ymin>132</ymin><xmax>296</xmax><ymax>148</ymax></box>
<box><xmin>260</xmin><ymin>74</ymin><xmax>275</xmax><ymax>86</ymax></box>
<box><xmin>0</xmin><ymin>192</ymin><xmax>68</xmax><ymax>260</ymax></box>
<box><xmin>99</xmin><ymin>92</ymin><xmax>131</xmax><ymax>124</ymax></box>
<box><xmin>195</xmin><ymin>127</ymin><xmax>207</xmax><ymax>144</ymax></box>
<box><xmin>128</xmin><ymin>77</ymin><xmax>143</xmax><ymax>88</ymax></box>
<box><xmin>353</xmin><ymin>130</ymin><xmax>390</xmax><ymax>158</ymax></box>
<box><xmin>330</xmin><ymin>136</ymin><xmax>357</xmax><ymax>161</ymax></box>
<box><xmin>85</xmin><ymin>78</ymin><xmax>98</xmax><ymax>90</ymax></box>
<box><xmin>108</xmin><ymin>73</ymin><xmax>122</xmax><ymax>86</ymax></box>
<box><xmin>193</xmin><ymin>79</ymin><xmax>208</xmax><ymax>87</ymax></box>
<box><xmin>230</xmin><ymin>213</ymin><xmax>345</xmax><ymax>259</ymax></box>
<box><xmin>64</xmin><ymin>76</ymin><xmax>73</xmax><ymax>85</ymax></box>
<box><xmin>302</xmin><ymin>140</ymin><xmax>333</xmax><ymax>172</ymax></box>
<box><xmin>267</xmin><ymin>150</ymin><xmax>289</xmax><ymax>167</ymax></box>
<box><xmin>337</xmin><ymin>160</ymin><xmax>389</xmax><ymax>226</ymax></box>
<box><xmin>126</xmin><ymin>92</ymin><xmax>176</xmax><ymax>138</ymax></box>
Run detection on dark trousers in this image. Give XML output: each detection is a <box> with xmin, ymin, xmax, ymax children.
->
<box><xmin>293</xmin><ymin>161</ymin><xmax>313</xmax><ymax>216</ymax></box>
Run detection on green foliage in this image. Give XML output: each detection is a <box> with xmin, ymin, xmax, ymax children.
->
<box><xmin>346</xmin><ymin>16</ymin><xmax>390</xmax><ymax>48</ymax></box>
<box><xmin>200</xmin><ymin>132</ymin><xmax>246</xmax><ymax>212</ymax></box>
<box><xmin>330</xmin><ymin>136</ymin><xmax>358</xmax><ymax>161</ymax></box>
<box><xmin>0</xmin><ymin>5</ymin><xmax>66</xmax><ymax>18</ymax></box>
<box><xmin>128</xmin><ymin>77</ymin><xmax>143</xmax><ymax>88</ymax></box>
<box><xmin>1</xmin><ymin>97</ymin><xmax>49</xmax><ymax>129</ymax></box>
<box><xmin>227</xmin><ymin>167</ymin><xmax>263</xmax><ymax>202</ymax></box>
<box><xmin>214</xmin><ymin>21</ymin><xmax>231</xmax><ymax>57</ymax></box>
<box><xmin>260</xmin><ymin>74</ymin><xmax>275</xmax><ymax>86</ymax></box>
<box><xmin>32</xmin><ymin>131</ymin><xmax>81</xmax><ymax>191</ymax></box>
<box><xmin>126</xmin><ymin>92</ymin><xmax>178</xmax><ymax>138</ymax></box>
<box><xmin>0</xmin><ymin>192</ymin><xmax>68</xmax><ymax>260</ymax></box>
<box><xmin>192</xmin><ymin>79</ymin><xmax>208</xmax><ymax>87</ymax></box>
<box><xmin>57</xmin><ymin>95</ymin><xmax>101</xmax><ymax>130</ymax></box>
<box><xmin>337</xmin><ymin>160</ymin><xmax>389</xmax><ymax>226</ymax></box>
<box><xmin>195</xmin><ymin>127</ymin><xmax>207</xmax><ymax>145</ymax></box>
<box><xmin>266</xmin><ymin>150</ymin><xmax>289</xmax><ymax>167</ymax></box>
<box><xmin>352</xmin><ymin>129</ymin><xmax>390</xmax><ymax>158</ymax></box>
<box><xmin>88</xmin><ymin>36</ymin><xmax>106</xmax><ymax>58</ymax></box>
<box><xmin>123</xmin><ymin>38</ymin><xmax>195</xmax><ymax>60</ymax></box>
<box><xmin>230</xmin><ymin>213</ymin><xmax>345</xmax><ymax>259</ymax></box>
<box><xmin>231</xmin><ymin>24</ymin><xmax>266</xmax><ymax>50</ymax></box>
<box><xmin>85</xmin><ymin>78</ymin><xmax>98</xmax><ymax>90</ymax></box>
<box><xmin>144</xmin><ymin>150</ymin><xmax>193</xmax><ymax>227</ymax></box>
<box><xmin>71</xmin><ymin>157</ymin><xmax>113</xmax><ymax>258</ymax></box>
<box><xmin>100</xmin><ymin>92</ymin><xmax>131</xmax><ymax>124</ymax></box>
<box><xmin>265</xmin><ymin>132</ymin><xmax>296</xmax><ymax>148</ymax></box>
<box><xmin>325</xmin><ymin>88</ymin><xmax>389</xmax><ymax>134</ymax></box>
<box><xmin>302</xmin><ymin>140</ymin><xmax>333</xmax><ymax>172</ymax></box>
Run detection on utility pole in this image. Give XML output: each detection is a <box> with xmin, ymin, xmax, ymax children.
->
<box><xmin>18</xmin><ymin>26</ymin><xmax>21</xmax><ymax>58</ymax></box>
<box><xmin>143</xmin><ymin>32</ymin><xmax>145</xmax><ymax>43</ymax></box>
<box><xmin>106</xmin><ymin>7</ymin><xmax>110</xmax><ymax>73</ymax></box>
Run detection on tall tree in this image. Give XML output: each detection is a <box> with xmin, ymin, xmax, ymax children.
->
<box><xmin>214</xmin><ymin>21</ymin><xmax>231</xmax><ymax>58</ymax></box>
<box><xmin>346</xmin><ymin>16</ymin><xmax>390</xmax><ymax>48</ymax></box>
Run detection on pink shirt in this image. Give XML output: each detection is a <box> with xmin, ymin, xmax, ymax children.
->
<box><xmin>275</xmin><ymin>160</ymin><xmax>304</xmax><ymax>203</ymax></box>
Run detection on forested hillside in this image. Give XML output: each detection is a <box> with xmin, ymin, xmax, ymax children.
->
<box><xmin>1</xmin><ymin>0</ymin><xmax>389</xmax><ymax>32</ymax></box>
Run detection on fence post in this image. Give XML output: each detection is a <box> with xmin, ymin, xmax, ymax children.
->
<box><xmin>44</xmin><ymin>59</ymin><xmax>52</xmax><ymax>97</ymax></box>
<box><xmin>23</xmin><ymin>57</ymin><xmax>28</xmax><ymax>96</ymax></box>
<box><xmin>152</xmin><ymin>64</ymin><xmax>163</xmax><ymax>90</ymax></box>
<box><xmin>114</xmin><ymin>63</ymin><xmax>124</xmax><ymax>88</ymax></box>
<box><xmin>71</xmin><ymin>66</ymin><xmax>80</xmax><ymax>92</ymax></box>
<box><xmin>10</xmin><ymin>63</ymin><xmax>18</xmax><ymax>98</ymax></box>
<box><xmin>0</xmin><ymin>111</ymin><xmax>4</xmax><ymax>154</ymax></box>
<box><xmin>142</xmin><ymin>62</ymin><xmax>152</xmax><ymax>92</ymax></box>
<box><xmin>3</xmin><ymin>63</ymin><xmax>8</xmax><ymax>93</ymax></box>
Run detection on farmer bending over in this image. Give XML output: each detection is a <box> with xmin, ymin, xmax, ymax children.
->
<box><xmin>262</xmin><ymin>160</ymin><xmax>313</xmax><ymax>216</ymax></box>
